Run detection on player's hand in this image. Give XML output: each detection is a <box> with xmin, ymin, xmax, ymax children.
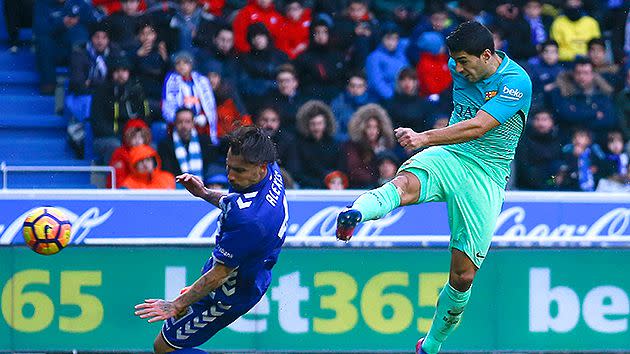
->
<box><xmin>134</xmin><ymin>299</ymin><xmax>181</xmax><ymax>323</ymax></box>
<box><xmin>176</xmin><ymin>173</ymin><xmax>207</xmax><ymax>198</ymax></box>
<box><xmin>395</xmin><ymin>127</ymin><xmax>427</xmax><ymax>151</ymax></box>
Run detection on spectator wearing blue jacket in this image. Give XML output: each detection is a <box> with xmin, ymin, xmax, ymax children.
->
<box><xmin>34</xmin><ymin>0</ymin><xmax>103</xmax><ymax>94</ymax></box>
<box><xmin>331</xmin><ymin>71</ymin><xmax>376</xmax><ymax>142</ymax></box>
<box><xmin>526</xmin><ymin>40</ymin><xmax>563</xmax><ymax>110</ymax></box>
<box><xmin>365</xmin><ymin>22</ymin><xmax>409</xmax><ymax>101</ymax></box>
<box><xmin>548</xmin><ymin>57</ymin><xmax>617</xmax><ymax>144</ymax></box>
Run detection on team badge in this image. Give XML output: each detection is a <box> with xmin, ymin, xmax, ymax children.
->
<box><xmin>484</xmin><ymin>90</ymin><xmax>497</xmax><ymax>101</ymax></box>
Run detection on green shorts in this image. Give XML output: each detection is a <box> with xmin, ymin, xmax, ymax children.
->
<box><xmin>398</xmin><ymin>146</ymin><xmax>505</xmax><ymax>268</ymax></box>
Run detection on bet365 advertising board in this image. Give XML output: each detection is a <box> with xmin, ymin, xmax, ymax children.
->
<box><xmin>0</xmin><ymin>248</ymin><xmax>629</xmax><ymax>352</ymax></box>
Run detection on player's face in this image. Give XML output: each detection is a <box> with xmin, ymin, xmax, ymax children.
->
<box><xmin>226</xmin><ymin>149</ymin><xmax>267</xmax><ymax>191</ymax></box>
<box><xmin>450</xmin><ymin>50</ymin><xmax>491</xmax><ymax>82</ymax></box>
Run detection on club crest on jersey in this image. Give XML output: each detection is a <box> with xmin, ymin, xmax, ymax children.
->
<box><xmin>484</xmin><ymin>90</ymin><xmax>497</xmax><ymax>101</ymax></box>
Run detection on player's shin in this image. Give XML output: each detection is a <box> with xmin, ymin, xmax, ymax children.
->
<box><xmin>351</xmin><ymin>182</ymin><xmax>401</xmax><ymax>222</ymax></box>
<box><xmin>422</xmin><ymin>283</ymin><xmax>471</xmax><ymax>354</ymax></box>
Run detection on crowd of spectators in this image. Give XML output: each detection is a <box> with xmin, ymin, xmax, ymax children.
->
<box><xmin>14</xmin><ymin>0</ymin><xmax>630</xmax><ymax>191</ymax></box>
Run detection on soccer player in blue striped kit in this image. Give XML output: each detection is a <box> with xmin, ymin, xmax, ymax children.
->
<box><xmin>134</xmin><ymin>126</ymin><xmax>289</xmax><ymax>353</ymax></box>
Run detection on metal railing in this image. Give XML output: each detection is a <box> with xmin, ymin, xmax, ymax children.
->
<box><xmin>0</xmin><ymin>162</ymin><xmax>116</xmax><ymax>190</ymax></box>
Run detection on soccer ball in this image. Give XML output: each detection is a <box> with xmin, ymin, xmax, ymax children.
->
<box><xmin>22</xmin><ymin>207</ymin><xmax>72</xmax><ymax>255</ymax></box>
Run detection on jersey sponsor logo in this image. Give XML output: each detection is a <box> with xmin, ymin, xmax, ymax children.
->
<box><xmin>484</xmin><ymin>90</ymin><xmax>497</xmax><ymax>101</ymax></box>
<box><xmin>501</xmin><ymin>85</ymin><xmax>524</xmax><ymax>100</ymax></box>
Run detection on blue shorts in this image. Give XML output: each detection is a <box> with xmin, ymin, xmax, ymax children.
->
<box><xmin>160</xmin><ymin>259</ymin><xmax>260</xmax><ymax>349</ymax></box>
<box><xmin>160</xmin><ymin>296</ymin><xmax>254</xmax><ymax>349</ymax></box>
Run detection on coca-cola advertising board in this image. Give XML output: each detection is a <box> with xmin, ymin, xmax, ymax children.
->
<box><xmin>0</xmin><ymin>190</ymin><xmax>628</xmax><ymax>247</ymax></box>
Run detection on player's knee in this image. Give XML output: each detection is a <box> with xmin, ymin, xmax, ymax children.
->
<box><xmin>392</xmin><ymin>172</ymin><xmax>420</xmax><ymax>205</ymax></box>
<box><xmin>449</xmin><ymin>268</ymin><xmax>475</xmax><ymax>292</ymax></box>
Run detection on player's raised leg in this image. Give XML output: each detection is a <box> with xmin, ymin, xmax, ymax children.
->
<box><xmin>336</xmin><ymin>171</ymin><xmax>421</xmax><ymax>240</ymax></box>
<box><xmin>418</xmin><ymin>249</ymin><xmax>476</xmax><ymax>354</ymax></box>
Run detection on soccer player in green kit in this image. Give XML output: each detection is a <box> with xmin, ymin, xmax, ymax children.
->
<box><xmin>336</xmin><ymin>21</ymin><xmax>532</xmax><ymax>354</ymax></box>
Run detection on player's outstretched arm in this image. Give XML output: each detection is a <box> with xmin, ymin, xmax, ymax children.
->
<box><xmin>395</xmin><ymin>110</ymin><xmax>500</xmax><ymax>151</ymax></box>
<box><xmin>176</xmin><ymin>173</ymin><xmax>225</xmax><ymax>208</ymax></box>
<box><xmin>134</xmin><ymin>263</ymin><xmax>234</xmax><ymax>323</ymax></box>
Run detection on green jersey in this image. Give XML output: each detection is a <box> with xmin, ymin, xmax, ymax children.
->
<box><xmin>443</xmin><ymin>51</ymin><xmax>532</xmax><ymax>187</ymax></box>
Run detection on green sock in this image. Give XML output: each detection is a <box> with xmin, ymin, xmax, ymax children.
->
<box><xmin>422</xmin><ymin>283</ymin><xmax>471</xmax><ymax>354</ymax></box>
<box><xmin>351</xmin><ymin>182</ymin><xmax>401</xmax><ymax>222</ymax></box>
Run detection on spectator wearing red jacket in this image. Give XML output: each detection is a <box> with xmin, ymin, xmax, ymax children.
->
<box><xmin>415</xmin><ymin>31</ymin><xmax>452</xmax><ymax>99</ymax></box>
<box><xmin>232</xmin><ymin>0</ymin><xmax>282</xmax><ymax>53</ymax></box>
<box><xmin>121</xmin><ymin>144</ymin><xmax>175</xmax><ymax>189</ymax></box>
<box><xmin>276</xmin><ymin>0</ymin><xmax>311</xmax><ymax>59</ymax></box>
<box><xmin>109</xmin><ymin>119</ymin><xmax>152</xmax><ymax>188</ymax></box>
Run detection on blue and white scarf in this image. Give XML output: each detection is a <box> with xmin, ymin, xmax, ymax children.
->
<box><xmin>86</xmin><ymin>42</ymin><xmax>109</xmax><ymax>85</ymax></box>
<box><xmin>173</xmin><ymin>128</ymin><xmax>203</xmax><ymax>178</ymax></box>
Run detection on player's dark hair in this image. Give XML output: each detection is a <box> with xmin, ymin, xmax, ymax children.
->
<box><xmin>175</xmin><ymin>107</ymin><xmax>195</xmax><ymax>120</ymax></box>
<box><xmin>228</xmin><ymin>126</ymin><xmax>277</xmax><ymax>165</ymax></box>
<box><xmin>446</xmin><ymin>21</ymin><xmax>494</xmax><ymax>57</ymax></box>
